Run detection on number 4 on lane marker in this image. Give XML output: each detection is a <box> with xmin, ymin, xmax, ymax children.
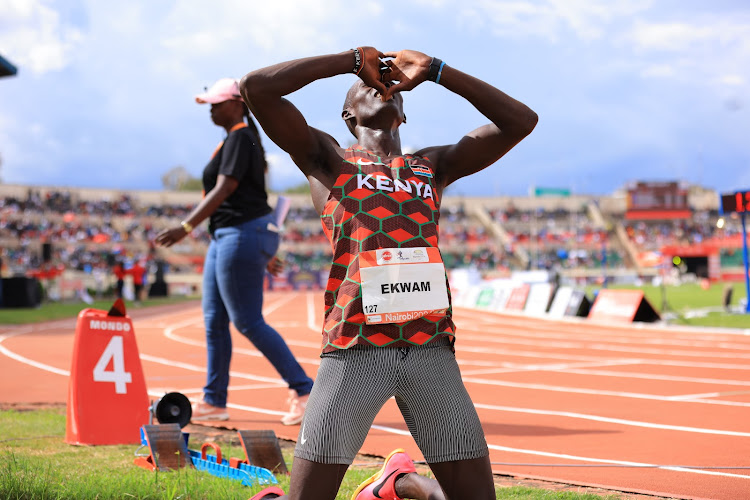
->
<box><xmin>66</xmin><ymin>299</ymin><xmax>150</xmax><ymax>445</ymax></box>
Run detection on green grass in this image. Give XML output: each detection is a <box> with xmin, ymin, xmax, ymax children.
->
<box><xmin>0</xmin><ymin>296</ymin><xmax>199</xmax><ymax>325</ymax></box>
<box><xmin>0</xmin><ymin>408</ymin><xmax>618</xmax><ymax>499</ymax></box>
<box><xmin>585</xmin><ymin>281</ymin><xmax>750</xmax><ymax>329</ymax></box>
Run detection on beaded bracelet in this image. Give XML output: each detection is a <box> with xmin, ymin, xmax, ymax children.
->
<box><xmin>351</xmin><ymin>47</ymin><xmax>364</xmax><ymax>75</ymax></box>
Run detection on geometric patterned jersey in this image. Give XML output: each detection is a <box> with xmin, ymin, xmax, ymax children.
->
<box><xmin>318</xmin><ymin>145</ymin><xmax>456</xmax><ymax>353</ymax></box>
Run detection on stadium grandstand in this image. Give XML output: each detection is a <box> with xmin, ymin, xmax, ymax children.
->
<box><xmin>0</xmin><ymin>180</ymin><xmax>745</xmax><ymax>305</ymax></box>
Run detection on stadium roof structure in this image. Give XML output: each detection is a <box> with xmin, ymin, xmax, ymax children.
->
<box><xmin>0</xmin><ymin>54</ymin><xmax>18</xmax><ymax>78</ymax></box>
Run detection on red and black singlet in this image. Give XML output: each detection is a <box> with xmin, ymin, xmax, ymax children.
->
<box><xmin>319</xmin><ymin>145</ymin><xmax>455</xmax><ymax>353</ymax></box>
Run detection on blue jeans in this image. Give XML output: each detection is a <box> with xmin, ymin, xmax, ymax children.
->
<box><xmin>202</xmin><ymin>214</ymin><xmax>314</xmax><ymax>407</ymax></box>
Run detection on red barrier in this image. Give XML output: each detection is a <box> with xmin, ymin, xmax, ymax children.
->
<box><xmin>65</xmin><ymin>299</ymin><xmax>149</xmax><ymax>445</ymax></box>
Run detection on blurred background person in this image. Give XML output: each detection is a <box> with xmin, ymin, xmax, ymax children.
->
<box><xmin>154</xmin><ymin>78</ymin><xmax>314</xmax><ymax>425</ymax></box>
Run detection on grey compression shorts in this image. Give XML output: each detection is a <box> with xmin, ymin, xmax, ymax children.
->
<box><xmin>293</xmin><ymin>338</ymin><xmax>489</xmax><ymax>464</ymax></box>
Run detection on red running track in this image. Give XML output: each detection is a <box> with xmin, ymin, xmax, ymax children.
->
<box><xmin>2</xmin><ymin>291</ymin><xmax>750</xmax><ymax>500</ymax></box>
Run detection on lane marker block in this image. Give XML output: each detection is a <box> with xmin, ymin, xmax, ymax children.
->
<box><xmin>65</xmin><ymin>299</ymin><xmax>150</xmax><ymax>444</ymax></box>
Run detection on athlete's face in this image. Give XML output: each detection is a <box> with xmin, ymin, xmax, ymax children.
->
<box><xmin>345</xmin><ymin>80</ymin><xmax>405</xmax><ymax>127</ymax></box>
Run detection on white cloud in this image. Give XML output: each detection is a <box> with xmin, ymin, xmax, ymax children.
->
<box><xmin>715</xmin><ymin>75</ymin><xmax>745</xmax><ymax>86</ymax></box>
<box><xmin>413</xmin><ymin>0</ymin><xmax>448</xmax><ymax>7</ymax></box>
<box><xmin>458</xmin><ymin>0</ymin><xmax>653</xmax><ymax>42</ymax></box>
<box><xmin>640</xmin><ymin>63</ymin><xmax>675</xmax><ymax>79</ymax></box>
<box><xmin>159</xmin><ymin>0</ymin><xmax>349</xmax><ymax>58</ymax></box>
<box><xmin>547</xmin><ymin>0</ymin><xmax>653</xmax><ymax>41</ymax></box>
<box><xmin>622</xmin><ymin>16</ymin><xmax>750</xmax><ymax>90</ymax></box>
<box><xmin>0</xmin><ymin>0</ymin><xmax>83</xmax><ymax>74</ymax></box>
<box><xmin>629</xmin><ymin>21</ymin><xmax>713</xmax><ymax>52</ymax></box>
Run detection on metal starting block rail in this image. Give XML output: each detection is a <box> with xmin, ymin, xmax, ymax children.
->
<box><xmin>190</xmin><ymin>442</ymin><xmax>277</xmax><ymax>487</ymax></box>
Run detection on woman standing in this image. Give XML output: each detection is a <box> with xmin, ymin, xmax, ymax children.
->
<box><xmin>154</xmin><ymin>78</ymin><xmax>313</xmax><ymax>425</ymax></box>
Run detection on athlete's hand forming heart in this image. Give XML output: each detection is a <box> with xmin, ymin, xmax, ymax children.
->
<box><xmin>356</xmin><ymin>46</ymin><xmax>389</xmax><ymax>100</ymax></box>
<box><xmin>380</xmin><ymin>50</ymin><xmax>432</xmax><ymax>100</ymax></box>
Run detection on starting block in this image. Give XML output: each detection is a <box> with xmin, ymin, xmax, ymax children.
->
<box><xmin>66</xmin><ymin>299</ymin><xmax>150</xmax><ymax>445</ymax></box>
<box><xmin>134</xmin><ymin>425</ymin><xmax>279</xmax><ymax>488</ymax></box>
<box><xmin>134</xmin><ymin>424</ymin><xmax>192</xmax><ymax>471</ymax></box>
<box><xmin>234</xmin><ymin>429</ymin><xmax>289</xmax><ymax>475</ymax></box>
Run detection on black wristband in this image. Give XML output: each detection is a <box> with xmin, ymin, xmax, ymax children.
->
<box><xmin>427</xmin><ymin>57</ymin><xmax>443</xmax><ymax>82</ymax></box>
<box><xmin>351</xmin><ymin>48</ymin><xmax>363</xmax><ymax>75</ymax></box>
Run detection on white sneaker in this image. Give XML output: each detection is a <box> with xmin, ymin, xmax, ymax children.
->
<box><xmin>281</xmin><ymin>391</ymin><xmax>308</xmax><ymax>426</ymax></box>
<box><xmin>191</xmin><ymin>401</ymin><xmax>229</xmax><ymax>422</ymax></box>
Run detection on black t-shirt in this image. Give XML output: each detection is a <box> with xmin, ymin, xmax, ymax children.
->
<box><xmin>202</xmin><ymin>125</ymin><xmax>272</xmax><ymax>234</ymax></box>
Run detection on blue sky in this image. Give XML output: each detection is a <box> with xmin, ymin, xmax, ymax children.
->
<box><xmin>1</xmin><ymin>0</ymin><xmax>749</xmax><ymax>197</ymax></box>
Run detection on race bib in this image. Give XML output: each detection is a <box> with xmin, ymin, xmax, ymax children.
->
<box><xmin>359</xmin><ymin>247</ymin><xmax>449</xmax><ymax>324</ymax></box>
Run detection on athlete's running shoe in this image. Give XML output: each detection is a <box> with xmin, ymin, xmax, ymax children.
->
<box><xmin>351</xmin><ymin>448</ymin><xmax>416</xmax><ymax>500</ymax></box>
<box><xmin>248</xmin><ymin>486</ymin><xmax>284</xmax><ymax>500</ymax></box>
<box><xmin>191</xmin><ymin>401</ymin><xmax>229</xmax><ymax>422</ymax></box>
<box><xmin>281</xmin><ymin>390</ymin><xmax>308</xmax><ymax>426</ymax></box>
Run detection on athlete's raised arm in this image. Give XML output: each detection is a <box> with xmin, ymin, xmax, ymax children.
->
<box><xmin>381</xmin><ymin>50</ymin><xmax>538</xmax><ymax>189</ymax></box>
<box><xmin>239</xmin><ymin>48</ymin><xmax>387</xmax><ymax>186</ymax></box>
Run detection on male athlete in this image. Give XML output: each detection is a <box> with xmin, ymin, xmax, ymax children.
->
<box><xmin>240</xmin><ymin>47</ymin><xmax>537</xmax><ymax>499</ymax></box>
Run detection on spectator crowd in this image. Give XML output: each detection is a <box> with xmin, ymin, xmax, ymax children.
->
<box><xmin>0</xmin><ymin>186</ymin><xmax>743</xmax><ymax>296</ymax></box>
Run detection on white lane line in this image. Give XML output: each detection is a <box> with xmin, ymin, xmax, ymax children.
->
<box><xmin>461</xmin><ymin>322</ymin><xmax>750</xmax><ymax>350</ymax></box>
<box><xmin>460</xmin><ymin>359</ymin><xmax>638</xmax><ymax>377</ymax></box>
<box><xmin>367</xmin><ymin>421</ymin><xmax>750</xmax><ymax>479</ymax></box>
<box><xmin>457</xmin><ymin>359</ymin><xmax>520</xmax><ymax>369</ymax></box>
<box><xmin>462</xmin><ymin>376</ymin><xmax>750</xmax><ymax>407</ymax></box>
<box><xmin>307</xmin><ymin>291</ymin><xmax>318</xmax><ymax>332</ymax></box>
<box><xmin>161</xmin><ymin>312</ymin><xmax>322</xmax><ymax>364</ymax></box>
<box><xmin>152</xmin><ymin>388</ymin><xmax>203</xmax><ymax>397</ymax></box>
<box><xmin>0</xmin><ymin>328</ymin><xmax>32</xmax><ymax>341</ymax></box>
<box><xmin>456</xmin><ymin>342</ymin><xmax>750</xmax><ymax>371</ymax></box>
<box><xmin>650</xmin><ymin>359</ymin><xmax>750</xmax><ymax>371</ymax></box>
<box><xmin>149</xmin><ymin>383</ymin><xmax>281</xmax><ymax>395</ymax></box>
<box><xmin>459</xmin><ymin>332</ymin><xmax>750</xmax><ymax>360</ymax></box>
<box><xmin>371</xmin><ymin>424</ymin><xmax>411</xmax><ymax>436</ymax></box>
<box><xmin>556</xmin><ymin>368</ymin><xmax>750</xmax><ymax>387</ymax></box>
<box><xmin>455</xmin><ymin>306</ymin><xmax>750</xmax><ymax>338</ymax></box>
<box><xmin>666</xmin><ymin>391</ymin><xmax>750</xmax><ymax>401</ymax></box>
<box><xmin>0</xmin><ymin>328</ymin><xmax>70</xmax><ymax>376</ymax></box>
<box><xmin>225</xmin><ymin>401</ymin><xmax>286</xmax><ymax>417</ymax></box>
<box><xmin>263</xmin><ymin>292</ymin><xmax>301</xmax><ymax>315</ymax></box>
<box><xmin>473</xmin><ymin>403</ymin><xmax>750</xmax><ymax>437</ymax></box>
<box><xmin>139</xmin><ymin>354</ymin><xmax>286</xmax><ymax>386</ymax></box>
<box><xmin>485</xmin><ymin>444</ymin><xmax>750</xmax><ymax>479</ymax></box>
